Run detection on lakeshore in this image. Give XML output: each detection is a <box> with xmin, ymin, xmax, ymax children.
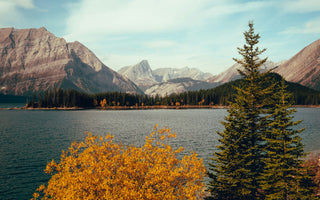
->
<box><xmin>1</xmin><ymin>104</ymin><xmax>320</xmax><ymax>110</ymax></box>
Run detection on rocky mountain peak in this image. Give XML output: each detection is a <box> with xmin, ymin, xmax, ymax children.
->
<box><xmin>118</xmin><ymin>60</ymin><xmax>157</xmax><ymax>89</ymax></box>
<box><xmin>132</xmin><ymin>60</ymin><xmax>153</xmax><ymax>75</ymax></box>
<box><xmin>0</xmin><ymin>27</ymin><xmax>142</xmax><ymax>95</ymax></box>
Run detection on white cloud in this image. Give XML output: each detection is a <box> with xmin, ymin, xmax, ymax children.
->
<box><xmin>0</xmin><ymin>0</ymin><xmax>35</xmax><ymax>26</ymax></box>
<box><xmin>63</xmin><ymin>0</ymin><xmax>281</xmax><ymax>74</ymax></box>
<box><xmin>283</xmin><ymin>0</ymin><xmax>320</xmax><ymax>13</ymax></box>
<box><xmin>65</xmin><ymin>0</ymin><xmax>207</xmax><ymax>41</ymax></box>
<box><xmin>13</xmin><ymin>0</ymin><xmax>35</xmax><ymax>9</ymax></box>
<box><xmin>65</xmin><ymin>0</ymin><xmax>273</xmax><ymax>41</ymax></box>
<box><xmin>281</xmin><ymin>18</ymin><xmax>320</xmax><ymax>34</ymax></box>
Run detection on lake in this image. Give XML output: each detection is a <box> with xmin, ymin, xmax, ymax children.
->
<box><xmin>0</xmin><ymin>107</ymin><xmax>319</xmax><ymax>200</ymax></box>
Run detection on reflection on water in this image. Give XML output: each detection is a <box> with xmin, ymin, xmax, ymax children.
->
<box><xmin>0</xmin><ymin>103</ymin><xmax>25</xmax><ymax>108</ymax></box>
<box><xmin>0</xmin><ymin>108</ymin><xmax>319</xmax><ymax>200</ymax></box>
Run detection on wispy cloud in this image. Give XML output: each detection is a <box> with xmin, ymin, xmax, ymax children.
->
<box><xmin>62</xmin><ymin>0</ymin><xmax>319</xmax><ymax>74</ymax></box>
<box><xmin>281</xmin><ymin>18</ymin><xmax>320</xmax><ymax>34</ymax></box>
<box><xmin>65</xmin><ymin>0</ymin><xmax>206</xmax><ymax>41</ymax></box>
<box><xmin>282</xmin><ymin>0</ymin><xmax>320</xmax><ymax>13</ymax></box>
<box><xmin>65</xmin><ymin>0</ymin><xmax>272</xmax><ymax>41</ymax></box>
<box><xmin>0</xmin><ymin>0</ymin><xmax>35</xmax><ymax>26</ymax></box>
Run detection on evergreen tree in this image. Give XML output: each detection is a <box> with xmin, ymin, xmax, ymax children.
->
<box><xmin>260</xmin><ymin>78</ymin><xmax>315</xmax><ymax>199</ymax></box>
<box><xmin>207</xmin><ymin>22</ymin><xmax>272</xmax><ymax>199</ymax></box>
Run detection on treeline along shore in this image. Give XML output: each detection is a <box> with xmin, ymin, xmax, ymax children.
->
<box><xmin>20</xmin><ymin>73</ymin><xmax>320</xmax><ymax>109</ymax></box>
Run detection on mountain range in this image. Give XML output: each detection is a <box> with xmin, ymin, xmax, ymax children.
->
<box><xmin>117</xmin><ymin>60</ymin><xmax>215</xmax><ymax>95</ymax></box>
<box><xmin>0</xmin><ymin>27</ymin><xmax>319</xmax><ymax>97</ymax></box>
<box><xmin>0</xmin><ymin>27</ymin><xmax>142</xmax><ymax>96</ymax></box>
<box><xmin>119</xmin><ymin>38</ymin><xmax>320</xmax><ymax>96</ymax></box>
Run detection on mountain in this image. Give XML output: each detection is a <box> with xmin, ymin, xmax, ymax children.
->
<box><xmin>0</xmin><ymin>27</ymin><xmax>142</xmax><ymax>95</ymax></box>
<box><xmin>144</xmin><ymin>78</ymin><xmax>219</xmax><ymax>97</ymax></box>
<box><xmin>207</xmin><ymin>60</ymin><xmax>281</xmax><ymax>83</ymax></box>
<box><xmin>153</xmin><ymin>67</ymin><xmax>213</xmax><ymax>82</ymax></box>
<box><xmin>118</xmin><ymin>60</ymin><xmax>214</xmax><ymax>94</ymax></box>
<box><xmin>209</xmin><ymin>39</ymin><xmax>320</xmax><ymax>91</ymax></box>
<box><xmin>118</xmin><ymin>60</ymin><xmax>157</xmax><ymax>91</ymax></box>
<box><xmin>274</xmin><ymin>39</ymin><xmax>320</xmax><ymax>91</ymax></box>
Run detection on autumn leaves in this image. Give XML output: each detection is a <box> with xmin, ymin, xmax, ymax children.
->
<box><xmin>32</xmin><ymin>125</ymin><xmax>206</xmax><ymax>200</ymax></box>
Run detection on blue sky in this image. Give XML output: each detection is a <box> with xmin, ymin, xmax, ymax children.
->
<box><xmin>1</xmin><ymin>0</ymin><xmax>320</xmax><ymax>75</ymax></box>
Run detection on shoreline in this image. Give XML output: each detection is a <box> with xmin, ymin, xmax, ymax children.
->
<box><xmin>1</xmin><ymin>105</ymin><xmax>319</xmax><ymax>110</ymax></box>
<box><xmin>0</xmin><ymin>105</ymin><xmax>229</xmax><ymax>110</ymax></box>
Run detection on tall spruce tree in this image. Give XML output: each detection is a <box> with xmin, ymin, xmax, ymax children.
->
<box><xmin>207</xmin><ymin>22</ymin><xmax>272</xmax><ymax>199</ymax></box>
<box><xmin>260</xmin><ymin>78</ymin><xmax>315</xmax><ymax>199</ymax></box>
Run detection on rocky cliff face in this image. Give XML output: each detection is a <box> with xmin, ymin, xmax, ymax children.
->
<box><xmin>274</xmin><ymin>39</ymin><xmax>320</xmax><ymax>91</ymax></box>
<box><xmin>0</xmin><ymin>27</ymin><xmax>142</xmax><ymax>95</ymax></box>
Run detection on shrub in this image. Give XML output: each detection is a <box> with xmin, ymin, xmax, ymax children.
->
<box><xmin>32</xmin><ymin>125</ymin><xmax>206</xmax><ymax>200</ymax></box>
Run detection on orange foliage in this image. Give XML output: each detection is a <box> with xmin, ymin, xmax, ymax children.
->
<box><xmin>303</xmin><ymin>153</ymin><xmax>320</xmax><ymax>195</ymax></box>
<box><xmin>100</xmin><ymin>98</ymin><xmax>107</xmax><ymax>107</ymax></box>
<box><xmin>32</xmin><ymin>125</ymin><xmax>206</xmax><ymax>200</ymax></box>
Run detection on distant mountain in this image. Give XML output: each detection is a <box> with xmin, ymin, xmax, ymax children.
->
<box><xmin>118</xmin><ymin>60</ymin><xmax>214</xmax><ymax>94</ymax></box>
<box><xmin>274</xmin><ymin>39</ymin><xmax>320</xmax><ymax>91</ymax></box>
<box><xmin>153</xmin><ymin>67</ymin><xmax>213</xmax><ymax>82</ymax></box>
<box><xmin>208</xmin><ymin>60</ymin><xmax>282</xmax><ymax>83</ymax></box>
<box><xmin>118</xmin><ymin>60</ymin><xmax>157</xmax><ymax>91</ymax></box>
<box><xmin>144</xmin><ymin>78</ymin><xmax>219</xmax><ymax>97</ymax></box>
<box><xmin>0</xmin><ymin>27</ymin><xmax>142</xmax><ymax>95</ymax></box>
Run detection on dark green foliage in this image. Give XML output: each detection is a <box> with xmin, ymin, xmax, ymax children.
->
<box><xmin>27</xmin><ymin>89</ymin><xmax>93</xmax><ymax>108</ymax></box>
<box><xmin>159</xmin><ymin>74</ymin><xmax>320</xmax><ymax>106</ymax></box>
<box><xmin>207</xmin><ymin>21</ymin><xmax>272</xmax><ymax>199</ymax></box>
<box><xmin>260</xmin><ymin>79</ymin><xmax>316</xmax><ymax>199</ymax></box>
<box><xmin>207</xmin><ymin>22</ymin><xmax>315</xmax><ymax>200</ymax></box>
<box><xmin>26</xmin><ymin>72</ymin><xmax>320</xmax><ymax>108</ymax></box>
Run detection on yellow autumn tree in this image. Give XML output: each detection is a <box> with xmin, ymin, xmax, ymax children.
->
<box><xmin>32</xmin><ymin>125</ymin><xmax>206</xmax><ymax>200</ymax></box>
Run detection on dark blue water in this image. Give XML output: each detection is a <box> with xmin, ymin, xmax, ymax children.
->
<box><xmin>0</xmin><ymin>108</ymin><xmax>319</xmax><ymax>200</ymax></box>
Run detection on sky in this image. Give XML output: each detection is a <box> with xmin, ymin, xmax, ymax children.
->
<box><xmin>0</xmin><ymin>0</ymin><xmax>320</xmax><ymax>75</ymax></box>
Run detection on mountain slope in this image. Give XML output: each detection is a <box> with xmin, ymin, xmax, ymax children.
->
<box><xmin>208</xmin><ymin>60</ymin><xmax>281</xmax><ymax>83</ymax></box>
<box><xmin>274</xmin><ymin>39</ymin><xmax>320</xmax><ymax>91</ymax></box>
<box><xmin>206</xmin><ymin>73</ymin><xmax>320</xmax><ymax>105</ymax></box>
<box><xmin>0</xmin><ymin>27</ymin><xmax>142</xmax><ymax>95</ymax></box>
<box><xmin>144</xmin><ymin>78</ymin><xmax>219</xmax><ymax>97</ymax></box>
